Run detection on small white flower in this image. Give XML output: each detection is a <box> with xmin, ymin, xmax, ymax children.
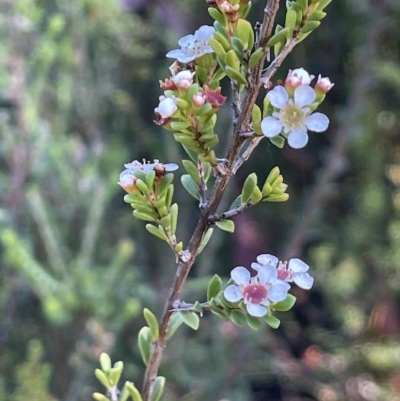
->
<box><xmin>224</xmin><ymin>262</ymin><xmax>290</xmax><ymax>317</ymax></box>
<box><xmin>172</xmin><ymin>70</ymin><xmax>195</xmax><ymax>90</ymax></box>
<box><xmin>166</xmin><ymin>25</ymin><xmax>215</xmax><ymax>63</ymax></box>
<box><xmin>154</xmin><ymin>96</ymin><xmax>178</xmax><ymax>119</ymax></box>
<box><xmin>255</xmin><ymin>254</ymin><xmax>314</xmax><ymax>290</ymax></box>
<box><xmin>261</xmin><ymin>84</ymin><xmax>329</xmax><ymax>149</ymax></box>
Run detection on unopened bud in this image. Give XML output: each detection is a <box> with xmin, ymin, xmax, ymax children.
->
<box><xmin>192</xmin><ymin>92</ymin><xmax>206</xmax><ymax>106</ymax></box>
<box><xmin>315</xmin><ymin>74</ymin><xmax>334</xmax><ymax>95</ymax></box>
<box><xmin>285</xmin><ymin>68</ymin><xmax>314</xmax><ymax>95</ymax></box>
<box><xmin>154</xmin><ymin>96</ymin><xmax>178</xmax><ymax>119</ymax></box>
<box><xmin>173</xmin><ymin>70</ymin><xmax>195</xmax><ymax>90</ymax></box>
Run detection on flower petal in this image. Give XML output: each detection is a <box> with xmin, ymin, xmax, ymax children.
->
<box><xmin>257</xmin><ymin>264</ymin><xmax>278</xmax><ymax>284</ymax></box>
<box><xmin>288</xmin><ymin>258</ymin><xmax>309</xmax><ymax>273</ymax></box>
<box><xmin>268</xmin><ymin>281</ymin><xmax>291</xmax><ymax>302</ymax></box>
<box><xmin>294</xmin><ymin>84</ymin><xmax>316</xmax><ymax>108</ymax></box>
<box><xmin>224</xmin><ymin>285</ymin><xmax>243</xmax><ymax>302</ymax></box>
<box><xmin>257</xmin><ymin>254</ymin><xmax>279</xmax><ymax>267</ymax></box>
<box><xmin>305</xmin><ymin>112</ymin><xmax>329</xmax><ymax>132</ymax></box>
<box><xmin>178</xmin><ymin>34</ymin><xmax>195</xmax><ymax>47</ymax></box>
<box><xmin>293</xmin><ymin>273</ymin><xmax>314</xmax><ymax>290</ymax></box>
<box><xmin>287</xmin><ymin>129</ymin><xmax>308</xmax><ymax>149</ymax></box>
<box><xmin>261</xmin><ymin>116</ymin><xmax>283</xmax><ymax>138</ymax></box>
<box><xmin>195</xmin><ymin>25</ymin><xmax>215</xmax><ymax>40</ymax></box>
<box><xmin>231</xmin><ymin>266</ymin><xmax>250</xmax><ymax>285</ymax></box>
<box><xmin>166</xmin><ymin>49</ymin><xmax>195</xmax><ymax>63</ymax></box>
<box><xmin>267</xmin><ymin>86</ymin><xmax>289</xmax><ymax>109</ymax></box>
<box><xmin>246</xmin><ymin>303</ymin><xmax>268</xmax><ymax>317</ymax></box>
<box><xmin>164</xmin><ymin>163</ymin><xmax>179</xmax><ymax>171</ymax></box>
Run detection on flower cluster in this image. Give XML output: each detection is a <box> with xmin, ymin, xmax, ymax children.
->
<box><xmin>261</xmin><ymin>68</ymin><xmax>333</xmax><ymax>149</ymax></box>
<box><xmin>224</xmin><ymin>254</ymin><xmax>313</xmax><ymax>317</ymax></box>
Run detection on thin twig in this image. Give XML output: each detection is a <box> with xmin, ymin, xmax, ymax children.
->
<box><xmin>209</xmin><ymin>201</ymin><xmax>252</xmax><ymax>222</ymax></box>
<box><xmin>232</xmin><ymin>136</ymin><xmax>263</xmax><ymax>174</ymax></box>
<box><xmin>198</xmin><ymin>159</ymin><xmax>208</xmax><ymax>209</ymax></box>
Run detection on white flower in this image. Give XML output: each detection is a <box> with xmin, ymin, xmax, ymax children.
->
<box><xmin>172</xmin><ymin>70</ymin><xmax>195</xmax><ymax>90</ymax></box>
<box><xmin>154</xmin><ymin>96</ymin><xmax>177</xmax><ymax>119</ymax></box>
<box><xmin>261</xmin><ymin>84</ymin><xmax>329</xmax><ymax>149</ymax></box>
<box><xmin>166</xmin><ymin>25</ymin><xmax>215</xmax><ymax>63</ymax></box>
<box><xmin>255</xmin><ymin>254</ymin><xmax>314</xmax><ymax>290</ymax></box>
<box><xmin>224</xmin><ymin>262</ymin><xmax>290</xmax><ymax>317</ymax></box>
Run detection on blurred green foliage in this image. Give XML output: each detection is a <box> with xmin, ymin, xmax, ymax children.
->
<box><xmin>1</xmin><ymin>0</ymin><xmax>400</xmax><ymax>400</ymax></box>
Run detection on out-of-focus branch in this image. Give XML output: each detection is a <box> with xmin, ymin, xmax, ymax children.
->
<box><xmin>283</xmin><ymin>0</ymin><xmax>391</xmax><ymax>259</ymax></box>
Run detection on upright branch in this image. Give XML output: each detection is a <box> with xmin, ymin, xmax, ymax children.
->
<box><xmin>93</xmin><ymin>1</ymin><xmax>335</xmax><ymax>401</ymax></box>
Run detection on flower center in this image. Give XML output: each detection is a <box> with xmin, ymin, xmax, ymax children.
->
<box><xmin>242</xmin><ymin>284</ymin><xmax>268</xmax><ymax>304</ymax></box>
<box><xmin>280</xmin><ymin>105</ymin><xmax>305</xmax><ymax>131</ymax></box>
<box><xmin>183</xmin><ymin>39</ymin><xmax>209</xmax><ymax>57</ymax></box>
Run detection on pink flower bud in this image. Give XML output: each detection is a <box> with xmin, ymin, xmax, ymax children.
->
<box><xmin>285</xmin><ymin>68</ymin><xmax>314</xmax><ymax>92</ymax></box>
<box><xmin>118</xmin><ymin>172</ymin><xmax>138</xmax><ymax>194</ymax></box>
<box><xmin>192</xmin><ymin>92</ymin><xmax>206</xmax><ymax>106</ymax></box>
<box><xmin>173</xmin><ymin>70</ymin><xmax>195</xmax><ymax>90</ymax></box>
<box><xmin>315</xmin><ymin>75</ymin><xmax>334</xmax><ymax>94</ymax></box>
<box><xmin>154</xmin><ymin>96</ymin><xmax>178</xmax><ymax>119</ymax></box>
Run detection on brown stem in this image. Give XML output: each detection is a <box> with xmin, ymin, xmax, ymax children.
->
<box><xmin>141</xmin><ymin>1</ymin><xmax>298</xmax><ymax>399</ymax></box>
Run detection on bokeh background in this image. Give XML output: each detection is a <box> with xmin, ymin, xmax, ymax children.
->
<box><xmin>1</xmin><ymin>0</ymin><xmax>400</xmax><ymax>400</ymax></box>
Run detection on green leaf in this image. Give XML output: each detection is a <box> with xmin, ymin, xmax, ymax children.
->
<box><xmin>264</xmin><ymin>314</ymin><xmax>281</xmax><ymax>329</ymax></box>
<box><xmin>145</xmin><ymin>224</ymin><xmax>168</xmax><ymax>241</ymax></box>
<box><xmin>135</xmin><ymin>179</ymin><xmax>150</xmax><ymax>194</ymax></box>
<box><xmin>300</xmin><ymin>20</ymin><xmax>321</xmax><ymax>33</ymax></box>
<box><xmin>138</xmin><ymin>327</ymin><xmax>153</xmax><ymax>365</ymax></box>
<box><xmin>225</xmin><ymin>66</ymin><xmax>247</xmax><ymax>85</ymax></box>
<box><xmin>145</xmin><ymin>170</ymin><xmax>156</xmax><ymax>189</ymax></box>
<box><xmin>170</xmin><ymin>121</ymin><xmax>191</xmax><ymax>130</ymax></box>
<box><xmin>264</xmin><ymin>193</ymin><xmax>289</xmax><ymax>202</ymax></box>
<box><xmin>248</xmin><ymin>47</ymin><xmax>264</xmax><ymax>69</ymax></box>
<box><xmin>273</xmin><ymin>294</ymin><xmax>297</xmax><ymax>311</ymax></box>
<box><xmin>151</xmin><ymin>376</ymin><xmax>166</xmax><ymax>401</ymax></box>
<box><xmin>125</xmin><ymin>382</ymin><xmax>143</xmax><ymax>401</ymax></box>
<box><xmin>207</xmin><ymin>274</ymin><xmax>222</xmax><ymax>301</ymax></box>
<box><xmin>181</xmin><ymin>145</ymin><xmax>199</xmax><ymax>163</ymax></box>
<box><xmin>95</xmin><ymin>369</ymin><xmax>110</xmax><ymax>389</ymax></box>
<box><xmin>208</xmin><ymin>37</ymin><xmax>227</xmax><ymax>57</ymax></box>
<box><xmin>229</xmin><ymin>195</ymin><xmax>241</xmax><ymax>210</ymax></box>
<box><xmin>308</xmin><ymin>11</ymin><xmax>327</xmax><ymax>21</ymax></box>
<box><xmin>250</xmin><ymin>186</ymin><xmax>263</xmax><ymax>204</ymax></box>
<box><xmin>266</xmin><ymin>27</ymin><xmax>290</xmax><ymax>47</ymax></box>
<box><xmin>143</xmin><ymin>308</ymin><xmax>159</xmax><ymax>339</ymax></box>
<box><xmin>93</xmin><ymin>393</ymin><xmax>110</xmax><ymax>401</ymax></box>
<box><xmin>246</xmin><ymin>314</ymin><xmax>261</xmax><ymax>330</ymax></box>
<box><xmin>213</xmin><ymin>21</ymin><xmax>228</xmax><ymax>38</ymax></box>
<box><xmin>99</xmin><ymin>352</ymin><xmax>112</xmax><ymax>372</ymax></box>
<box><xmin>215</xmin><ymin>219</ymin><xmax>235</xmax><ymax>233</ymax></box>
<box><xmin>297</xmin><ymin>0</ymin><xmax>308</xmax><ymax>11</ymax></box>
<box><xmin>269</xmin><ymin>135</ymin><xmax>285</xmax><ymax>148</ymax></box>
<box><xmin>197</xmin><ymin>227</ymin><xmax>214</xmax><ymax>255</ymax></box>
<box><xmin>285</xmin><ymin>8</ymin><xmax>297</xmax><ymax>31</ymax></box>
<box><xmin>182</xmin><ymin>160</ymin><xmax>201</xmax><ymax>184</ymax></box>
<box><xmin>208</xmin><ymin>7</ymin><xmax>226</xmax><ymax>25</ymax></box>
<box><xmin>181</xmin><ymin>311</ymin><xmax>200</xmax><ymax>330</ymax></box>
<box><xmin>166</xmin><ymin>312</ymin><xmax>184</xmax><ymax>339</ymax></box>
<box><xmin>214</xmin><ymin>31</ymin><xmax>230</xmax><ymax>52</ymax></box>
<box><xmin>109</xmin><ymin>361</ymin><xmax>124</xmax><ymax>386</ymax></box>
<box><xmin>230</xmin><ymin>310</ymin><xmax>247</xmax><ymax>326</ymax></box>
<box><xmin>156</xmin><ymin>173</ymin><xmax>174</xmax><ymax>197</ymax></box>
<box><xmin>231</xmin><ymin>36</ymin><xmax>244</xmax><ymax>59</ymax></box>
<box><xmin>169</xmin><ymin>203</ymin><xmax>178</xmax><ymax>235</ymax></box>
<box><xmin>181</xmin><ymin>174</ymin><xmax>200</xmax><ymax>200</ymax></box>
<box><xmin>241</xmin><ymin>173</ymin><xmax>257</xmax><ymax>203</ymax></box>
<box><xmin>316</xmin><ymin>0</ymin><xmax>333</xmax><ymax>10</ymax></box>
<box><xmin>265</xmin><ymin>167</ymin><xmax>280</xmax><ymax>185</ymax></box>
<box><xmin>119</xmin><ymin>384</ymin><xmax>131</xmax><ymax>401</ymax></box>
